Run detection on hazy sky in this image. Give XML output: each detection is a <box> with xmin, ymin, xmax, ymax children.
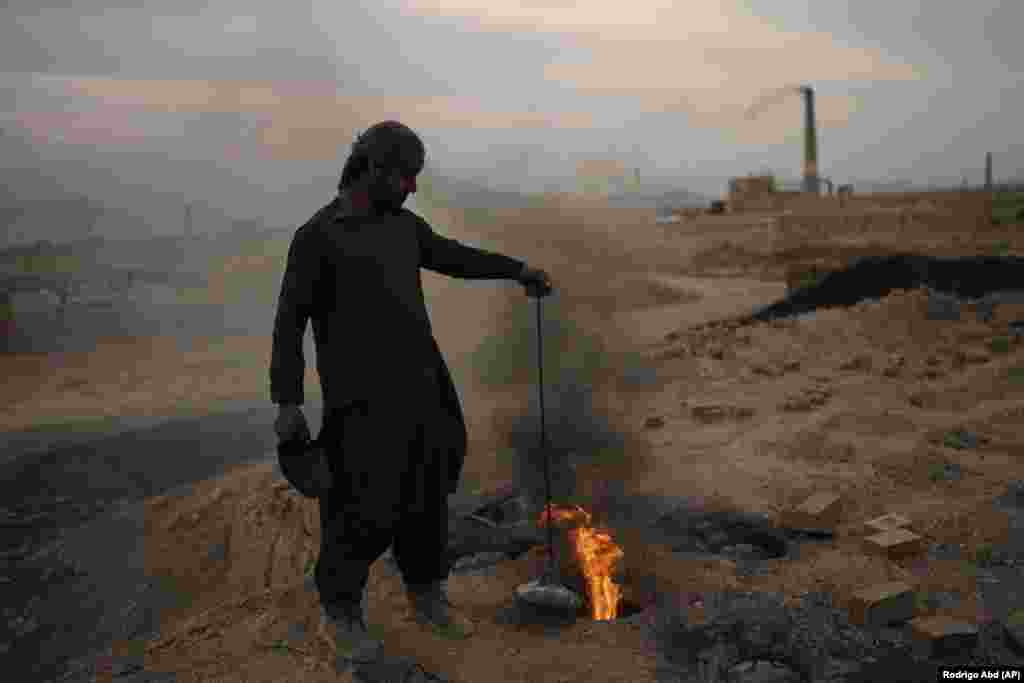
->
<box><xmin>2</xmin><ymin>0</ymin><xmax>1021</xmax><ymax>229</ymax></box>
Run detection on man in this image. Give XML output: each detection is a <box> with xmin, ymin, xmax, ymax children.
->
<box><xmin>270</xmin><ymin>121</ymin><xmax>552</xmax><ymax>669</ymax></box>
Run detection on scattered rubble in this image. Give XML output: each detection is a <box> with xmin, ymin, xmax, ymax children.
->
<box><xmin>781</xmin><ymin>385</ymin><xmax>832</xmax><ymax>411</ymax></box>
<box><xmin>909</xmin><ymin>616</ymin><xmax>980</xmax><ymax>659</ymax></box>
<box><xmin>643</xmin><ymin>416</ymin><xmax>666</xmax><ymax>430</ymax></box>
<box><xmin>863</xmin><ymin>528</ymin><xmax>925</xmax><ymax>558</ymax></box>
<box><xmin>1005</xmin><ymin>611</ymin><xmax>1024</xmax><ymax>655</ymax></box>
<box><xmin>689</xmin><ymin>403</ymin><xmax>755</xmax><ymax>423</ymax></box>
<box><xmin>848</xmin><ymin>582</ymin><xmax>916</xmax><ymax>628</ymax></box>
<box><xmin>862</xmin><ymin>514</ymin><xmax>913</xmax><ymax>535</ymax></box>
<box><xmin>780</xmin><ymin>493</ymin><xmax>843</xmax><ymax>533</ymax></box>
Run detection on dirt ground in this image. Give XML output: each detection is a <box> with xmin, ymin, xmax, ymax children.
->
<box><xmin>6</xmin><ymin>201</ymin><xmax>1024</xmax><ymax>681</ymax></box>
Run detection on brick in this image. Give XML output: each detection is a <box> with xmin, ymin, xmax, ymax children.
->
<box><xmin>732</xmin><ymin>406</ymin><xmax>755</xmax><ymax>420</ymax></box>
<box><xmin>864</xmin><ymin>513</ymin><xmax>913</xmax><ymax>535</ymax></box>
<box><xmin>752</xmin><ymin>363</ymin><xmax>784</xmax><ymax>377</ymax></box>
<box><xmin>691</xmin><ymin>403</ymin><xmax>730</xmax><ymax>423</ymax></box>
<box><xmin>848</xmin><ymin>582</ymin><xmax>916</xmax><ymax>627</ymax></box>
<box><xmin>909</xmin><ymin>616</ymin><xmax>979</xmax><ymax>659</ymax></box>
<box><xmin>782</xmin><ymin>492</ymin><xmax>843</xmax><ymax>531</ymax></box>
<box><xmin>959</xmin><ymin>348</ymin><xmax>991</xmax><ymax>364</ymax></box>
<box><xmin>864</xmin><ymin>528</ymin><xmax>924</xmax><ymax>558</ymax></box>
<box><xmin>840</xmin><ymin>354</ymin><xmax>872</xmax><ymax>371</ymax></box>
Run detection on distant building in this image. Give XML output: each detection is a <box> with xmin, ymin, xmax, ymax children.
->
<box><xmin>576</xmin><ymin>158</ymin><xmax>627</xmax><ymax>197</ymax></box>
<box><xmin>728</xmin><ymin>175</ymin><xmax>775</xmax><ymax>200</ymax></box>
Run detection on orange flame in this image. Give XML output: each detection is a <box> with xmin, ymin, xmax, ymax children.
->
<box><xmin>538</xmin><ymin>504</ymin><xmax>624</xmax><ymax>620</ymax></box>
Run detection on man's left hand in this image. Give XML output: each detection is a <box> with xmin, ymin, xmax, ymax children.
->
<box><xmin>518</xmin><ymin>266</ymin><xmax>554</xmax><ymax>298</ymax></box>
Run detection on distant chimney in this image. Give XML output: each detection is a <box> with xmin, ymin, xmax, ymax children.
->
<box><xmin>985</xmin><ymin>152</ymin><xmax>993</xmax><ymax>190</ymax></box>
<box><xmin>800</xmin><ymin>86</ymin><xmax>820</xmax><ymax>195</ymax></box>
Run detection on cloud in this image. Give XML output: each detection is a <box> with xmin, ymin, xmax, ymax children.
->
<box><xmin>405</xmin><ymin>0</ymin><xmax>924</xmax><ymax>138</ymax></box>
<box><xmin>29</xmin><ymin>76</ymin><xmax>594</xmax><ymax>160</ymax></box>
<box><xmin>253</xmin><ymin>95</ymin><xmax>595</xmax><ymax>160</ymax></box>
<box><xmin>406</xmin><ymin>0</ymin><xmax>716</xmax><ymax>39</ymax></box>
<box><xmin>16</xmin><ymin>109</ymin><xmax>153</xmax><ymax>146</ymax></box>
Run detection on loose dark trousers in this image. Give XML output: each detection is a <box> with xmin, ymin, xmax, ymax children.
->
<box><xmin>314</xmin><ymin>374</ymin><xmax>455</xmax><ymax>610</ymax></box>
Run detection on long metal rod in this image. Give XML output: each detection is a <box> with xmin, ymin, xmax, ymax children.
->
<box><xmin>535</xmin><ymin>295</ymin><xmax>556</xmax><ymax>576</ymax></box>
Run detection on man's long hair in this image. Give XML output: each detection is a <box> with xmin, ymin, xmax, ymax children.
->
<box><xmin>338</xmin><ymin>121</ymin><xmax>425</xmax><ymax>191</ymax></box>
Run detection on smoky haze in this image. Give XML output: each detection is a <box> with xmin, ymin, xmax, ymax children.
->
<box><xmin>2</xmin><ymin>1</ymin><xmax>1022</xmax><ymax>240</ymax></box>
<box><xmin>2</xmin><ymin>0</ymin><xmax>1022</xmax><ymax>361</ymax></box>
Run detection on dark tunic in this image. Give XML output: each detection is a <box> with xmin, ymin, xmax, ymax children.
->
<box><xmin>269</xmin><ymin>195</ymin><xmax>525</xmax><ymax>493</ymax></box>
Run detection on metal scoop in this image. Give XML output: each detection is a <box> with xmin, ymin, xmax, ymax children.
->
<box><xmin>515</xmin><ymin>572</ymin><xmax>583</xmax><ymax>613</ymax></box>
<box><xmin>514</xmin><ymin>288</ymin><xmax>583</xmax><ymax>615</ymax></box>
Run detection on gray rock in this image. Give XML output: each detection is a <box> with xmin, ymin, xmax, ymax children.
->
<box><xmin>912</xmin><ymin>621</ymin><xmax>979</xmax><ymax>659</ymax></box>
<box><xmin>705</xmin><ymin>531</ymin><xmax>731</xmax><ymax>549</ymax></box>
<box><xmin>0</xmin><ymin>543</ymin><xmax>31</xmax><ymax>561</ymax></box>
<box><xmin>628</xmin><ymin>494</ymin><xmax>699</xmax><ymax>528</ymax></box>
<box><xmin>697</xmin><ymin>641</ymin><xmax>741</xmax><ymax>682</ymax></box>
<box><xmin>1008</xmin><ymin>481</ymin><xmax>1024</xmax><ymax>505</ymax></box>
<box><xmin>473</xmin><ymin>494</ymin><xmax>532</xmax><ymax>527</ymax></box>
<box><xmin>12</xmin><ymin>614</ymin><xmax>39</xmax><ymax>637</ymax></box>
<box><xmin>452</xmin><ymin>551</ymin><xmax>507</xmax><ymax>573</ymax></box>
<box><xmin>729</xmin><ymin>660</ymin><xmax>756</xmax><ymax>676</ymax></box>
<box><xmin>353</xmin><ymin>654</ymin><xmax>451</xmax><ymax>682</ymax></box>
<box><xmin>975</xmin><ymin>300</ymin><xmax>996</xmax><ymax>323</ymax></box>
<box><xmin>206</xmin><ymin>542</ymin><xmax>227</xmax><ymax>562</ymax></box>
<box><xmin>1004</xmin><ymin>621</ymin><xmax>1024</xmax><ymax>655</ymax></box>
<box><xmin>990</xmin><ymin>548</ymin><xmax>1017</xmax><ymax>567</ymax></box>
<box><xmin>941</xmin><ymin>462</ymin><xmax>963</xmax><ymax>481</ymax></box>
<box><xmin>926</xmin><ymin>291</ymin><xmax>963</xmax><ymax>321</ymax></box>
<box><xmin>923</xmin><ymin>591</ymin><xmax>961</xmax><ymax>610</ymax></box>
<box><xmin>928</xmin><ymin>543</ymin><xmax>963</xmax><ymax>561</ymax></box>
<box><xmin>286</xmin><ymin>621</ymin><xmax>306</xmax><ymax>642</ymax></box>
<box><xmin>976</xmin><ymin>569</ymin><xmax>1001</xmax><ymax>584</ymax></box>
<box><xmin>945</xmin><ymin>430</ymin><xmax>979</xmax><ymax>450</ymax></box>
<box><xmin>621</xmin><ymin>363</ymin><xmax>660</xmax><ymax>388</ymax></box>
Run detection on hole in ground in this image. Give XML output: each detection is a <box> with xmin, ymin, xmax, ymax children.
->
<box><xmin>568</xmin><ymin>578</ymin><xmax>658</xmax><ymax>622</ymax></box>
<box><xmin>605</xmin><ymin>598</ymin><xmax>646</xmax><ymax>621</ymax></box>
<box><xmin>568</xmin><ymin>597</ymin><xmax>650</xmax><ymax>623</ymax></box>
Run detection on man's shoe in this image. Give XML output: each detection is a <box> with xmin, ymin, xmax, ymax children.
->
<box><xmin>406</xmin><ymin>582</ymin><xmax>476</xmax><ymax>638</ymax></box>
<box><xmin>317</xmin><ymin>602</ymin><xmax>382</xmax><ymax>667</ymax></box>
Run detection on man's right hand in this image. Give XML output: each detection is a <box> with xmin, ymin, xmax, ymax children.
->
<box><xmin>275</xmin><ymin>404</ymin><xmax>310</xmax><ymax>443</ymax></box>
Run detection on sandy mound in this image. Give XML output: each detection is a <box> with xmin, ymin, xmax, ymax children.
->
<box><xmin>137</xmin><ymin>462</ymin><xmax>668</xmax><ymax>683</ymax></box>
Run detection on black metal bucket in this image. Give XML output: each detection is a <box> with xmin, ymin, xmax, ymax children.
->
<box><xmin>276</xmin><ymin>437</ymin><xmax>333</xmax><ymax>499</ymax></box>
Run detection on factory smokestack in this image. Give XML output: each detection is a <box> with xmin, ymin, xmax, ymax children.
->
<box><xmin>985</xmin><ymin>152</ymin><xmax>993</xmax><ymax>190</ymax></box>
<box><xmin>800</xmin><ymin>85</ymin><xmax>819</xmax><ymax>194</ymax></box>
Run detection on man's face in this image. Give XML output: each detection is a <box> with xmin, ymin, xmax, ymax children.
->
<box><xmin>367</xmin><ymin>160</ymin><xmax>419</xmax><ymax>213</ymax></box>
